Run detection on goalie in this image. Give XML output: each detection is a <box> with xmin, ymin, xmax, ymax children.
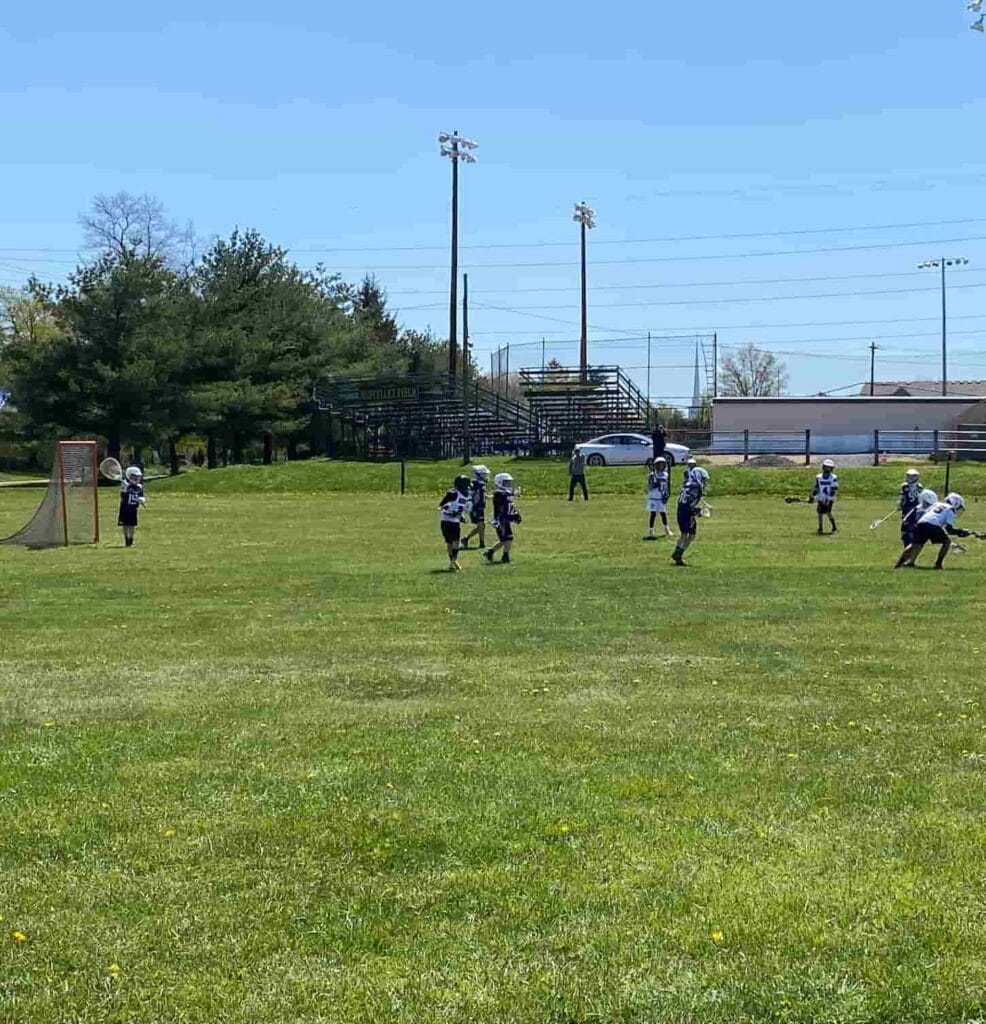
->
<box><xmin>118</xmin><ymin>466</ymin><xmax>147</xmax><ymax>548</ymax></box>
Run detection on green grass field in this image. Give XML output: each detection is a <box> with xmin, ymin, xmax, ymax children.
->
<box><xmin>2</xmin><ymin>465</ymin><xmax>986</xmax><ymax>1023</ymax></box>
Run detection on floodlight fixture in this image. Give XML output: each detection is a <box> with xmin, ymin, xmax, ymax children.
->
<box><xmin>918</xmin><ymin>256</ymin><xmax>970</xmax><ymax>394</ymax></box>
<box><xmin>973</xmin><ymin>15</ymin><xmax>985</xmax><ymax>31</ymax></box>
<box><xmin>573</xmin><ymin>201</ymin><xmax>596</xmax><ymax>229</ymax></box>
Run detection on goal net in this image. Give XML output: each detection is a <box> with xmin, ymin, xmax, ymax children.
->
<box><xmin>0</xmin><ymin>440</ymin><xmax>100</xmax><ymax>549</ymax></box>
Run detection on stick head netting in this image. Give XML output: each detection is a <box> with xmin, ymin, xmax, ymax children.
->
<box><xmin>100</xmin><ymin>458</ymin><xmax>123</xmax><ymax>481</ymax></box>
<box><xmin>0</xmin><ymin>440</ymin><xmax>99</xmax><ymax>548</ymax></box>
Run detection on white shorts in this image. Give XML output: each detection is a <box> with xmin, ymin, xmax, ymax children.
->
<box><xmin>646</xmin><ymin>498</ymin><xmax>667</xmax><ymax>513</ymax></box>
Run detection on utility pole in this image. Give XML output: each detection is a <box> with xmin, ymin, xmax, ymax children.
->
<box><xmin>439</xmin><ymin>131</ymin><xmax>477</xmax><ymax>376</ymax></box>
<box><xmin>712</xmin><ymin>332</ymin><xmax>718</xmax><ymax>399</ymax></box>
<box><xmin>869</xmin><ymin>341</ymin><xmax>878</xmax><ymax>396</ymax></box>
<box><xmin>646</xmin><ymin>332</ymin><xmax>652</xmax><ymax>420</ymax></box>
<box><xmin>918</xmin><ymin>257</ymin><xmax>969</xmax><ymax>396</ymax></box>
<box><xmin>462</xmin><ymin>273</ymin><xmax>470</xmax><ymax>464</ymax></box>
<box><xmin>573</xmin><ymin>202</ymin><xmax>596</xmax><ymax>382</ymax></box>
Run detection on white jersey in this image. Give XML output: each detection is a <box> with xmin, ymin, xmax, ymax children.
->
<box><xmin>647</xmin><ymin>470</ymin><xmax>669</xmax><ymax>502</ymax></box>
<box><xmin>918</xmin><ymin>502</ymin><xmax>955</xmax><ymax>529</ymax></box>
<box><xmin>812</xmin><ymin>472</ymin><xmax>839</xmax><ymax>504</ymax></box>
<box><xmin>439</xmin><ymin>490</ymin><xmax>470</xmax><ymax>524</ymax></box>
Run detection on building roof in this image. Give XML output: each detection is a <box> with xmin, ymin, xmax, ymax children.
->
<box><xmin>859</xmin><ymin>381</ymin><xmax>986</xmax><ymax>397</ymax></box>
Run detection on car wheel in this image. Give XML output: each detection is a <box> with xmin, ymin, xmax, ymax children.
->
<box><xmin>587</xmin><ymin>454</ymin><xmax>606</xmax><ymax>467</ymax></box>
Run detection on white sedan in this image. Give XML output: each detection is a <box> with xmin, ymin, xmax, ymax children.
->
<box><xmin>575</xmin><ymin>433</ymin><xmax>692</xmax><ymax>467</ymax></box>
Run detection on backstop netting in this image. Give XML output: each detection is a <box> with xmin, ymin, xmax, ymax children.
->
<box><xmin>0</xmin><ymin>440</ymin><xmax>99</xmax><ymax>549</ymax></box>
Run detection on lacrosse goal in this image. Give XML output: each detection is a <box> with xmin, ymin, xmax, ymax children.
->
<box><xmin>0</xmin><ymin>440</ymin><xmax>100</xmax><ymax>549</ymax></box>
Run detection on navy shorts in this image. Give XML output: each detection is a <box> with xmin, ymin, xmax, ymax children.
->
<box><xmin>901</xmin><ymin>526</ymin><xmax>917</xmax><ymax>546</ymax></box>
<box><xmin>469</xmin><ymin>506</ymin><xmax>485</xmax><ymax>525</ymax></box>
<box><xmin>816</xmin><ymin>501</ymin><xmax>834</xmax><ymax>515</ymax></box>
<box><xmin>915</xmin><ymin>522</ymin><xmax>948</xmax><ymax>546</ymax></box>
<box><xmin>676</xmin><ymin>505</ymin><xmax>697</xmax><ymax>536</ymax></box>
<box><xmin>118</xmin><ymin>505</ymin><xmax>138</xmax><ymax>528</ymax></box>
<box><xmin>440</xmin><ymin>522</ymin><xmax>461</xmax><ymax>544</ymax></box>
<box><xmin>496</xmin><ymin>522</ymin><xmax>513</xmax><ymax>542</ymax></box>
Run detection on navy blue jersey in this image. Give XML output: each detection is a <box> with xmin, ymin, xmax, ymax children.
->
<box><xmin>492</xmin><ymin>490</ymin><xmax>521</xmax><ymax>525</ymax></box>
<box><xmin>677</xmin><ymin>475</ymin><xmax>704</xmax><ymax>513</ymax></box>
<box><xmin>470</xmin><ymin>479</ymin><xmax>486</xmax><ymax>510</ymax></box>
<box><xmin>119</xmin><ymin>482</ymin><xmax>144</xmax><ymax>512</ymax></box>
<box><xmin>898</xmin><ymin>480</ymin><xmax>921</xmax><ymax>516</ymax></box>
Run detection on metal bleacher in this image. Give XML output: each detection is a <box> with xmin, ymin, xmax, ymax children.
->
<box><xmin>312</xmin><ymin>373</ymin><xmax>540</xmax><ymax>459</ymax></box>
<box><xmin>518</xmin><ymin>365</ymin><xmax>650</xmax><ymax>449</ymax></box>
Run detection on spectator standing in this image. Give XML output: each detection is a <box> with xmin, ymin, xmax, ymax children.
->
<box><xmin>651</xmin><ymin>422</ymin><xmax>667</xmax><ymax>461</ymax></box>
<box><xmin>568</xmin><ymin>448</ymin><xmax>589</xmax><ymax>502</ymax></box>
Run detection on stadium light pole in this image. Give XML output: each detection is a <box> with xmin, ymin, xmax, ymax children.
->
<box><xmin>573</xmin><ymin>201</ymin><xmax>596</xmax><ymax>383</ymax></box>
<box><xmin>439</xmin><ymin>131</ymin><xmax>477</xmax><ymax>377</ymax></box>
<box><xmin>918</xmin><ymin>257</ymin><xmax>969</xmax><ymax>395</ymax></box>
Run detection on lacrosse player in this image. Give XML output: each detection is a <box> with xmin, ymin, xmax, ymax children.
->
<box><xmin>484</xmin><ymin>472</ymin><xmax>522</xmax><ymax>565</ymax></box>
<box><xmin>671</xmin><ymin>461</ymin><xmax>709</xmax><ymax>566</ymax></box>
<box><xmin>895</xmin><ymin>493</ymin><xmax>970</xmax><ymax>570</ymax></box>
<box><xmin>897</xmin><ymin>468</ymin><xmax>923</xmax><ymax>546</ymax></box>
<box><xmin>643</xmin><ymin>456</ymin><xmax>672</xmax><ymax>540</ymax></box>
<box><xmin>438</xmin><ymin>474</ymin><xmax>472</xmax><ymax>571</ymax></box>
<box><xmin>460</xmin><ymin>465</ymin><xmax>490</xmax><ymax>550</ymax></box>
<box><xmin>810</xmin><ymin>459</ymin><xmax>839</xmax><ymax>534</ymax></box>
<box><xmin>118</xmin><ymin>465</ymin><xmax>146</xmax><ymax>548</ymax></box>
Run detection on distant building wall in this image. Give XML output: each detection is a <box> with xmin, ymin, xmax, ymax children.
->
<box><xmin>711</xmin><ymin>397</ymin><xmax>986</xmax><ymax>454</ymax></box>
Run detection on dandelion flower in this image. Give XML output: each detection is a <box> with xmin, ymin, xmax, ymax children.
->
<box><xmin>11</xmin><ymin>930</ymin><xmax>27</xmax><ymax>943</ymax></box>
<box><xmin>163</xmin><ymin>828</ymin><xmax>175</xmax><ymax>838</ymax></box>
<box><xmin>710</xmin><ymin>930</ymin><xmax>724</xmax><ymax>945</ymax></box>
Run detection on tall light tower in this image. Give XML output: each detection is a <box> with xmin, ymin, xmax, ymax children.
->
<box><xmin>918</xmin><ymin>257</ymin><xmax>969</xmax><ymax>395</ymax></box>
<box><xmin>439</xmin><ymin>132</ymin><xmax>477</xmax><ymax>376</ymax></box>
<box><xmin>573</xmin><ymin>201</ymin><xmax>596</xmax><ymax>382</ymax></box>
<box><xmin>970</xmin><ymin>0</ymin><xmax>984</xmax><ymax>32</ymax></box>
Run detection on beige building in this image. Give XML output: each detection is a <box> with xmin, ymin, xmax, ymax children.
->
<box><xmin>712</xmin><ymin>397</ymin><xmax>986</xmax><ymax>454</ymax></box>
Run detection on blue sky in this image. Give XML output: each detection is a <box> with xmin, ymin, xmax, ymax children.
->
<box><xmin>2</xmin><ymin>1</ymin><xmax>985</xmax><ymax>405</ymax></box>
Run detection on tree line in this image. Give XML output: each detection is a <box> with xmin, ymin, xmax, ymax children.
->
<box><xmin>0</xmin><ymin>193</ymin><xmax>447</xmax><ymax>469</ymax></box>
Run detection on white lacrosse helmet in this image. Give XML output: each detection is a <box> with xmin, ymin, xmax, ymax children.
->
<box><xmin>821</xmin><ymin>459</ymin><xmax>835</xmax><ymax>470</ymax></box>
<box><xmin>919</xmin><ymin>488</ymin><xmax>938</xmax><ymax>507</ymax></box>
<box><xmin>946</xmin><ymin>492</ymin><xmax>966</xmax><ymax>512</ymax></box>
<box><xmin>125</xmin><ymin>466</ymin><xmax>143</xmax><ymax>483</ymax></box>
<box><xmin>494</xmin><ymin>472</ymin><xmax>514</xmax><ymax>494</ymax></box>
<box><xmin>472</xmin><ymin>464</ymin><xmax>490</xmax><ymax>481</ymax></box>
<box><xmin>653</xmin><ymin>455</ymin><xmax>667</xmax><ymax>467</ymax></box>
<box><xmin>691</xmin><ymin>467</ymin><xmax>710</xmax><ymax>484</ymax></box>
<box><xmin>905</xmin><ymin>468</ymin><xmax>920</xmax><ymax>479</ymax></box>
<box><xmin>686</xmin><ymin>456</ymin><xmax>697</xmax><ymax>466</ymax></box>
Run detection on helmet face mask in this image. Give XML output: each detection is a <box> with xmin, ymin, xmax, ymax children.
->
<box><xmin>472</xmin><ymin>464</ymin><xmax>490</xmax><ymax>481</ymax></box>
<box><xmin>946</xmin><ymin>492</ymin><xmax>965</xmax><ymax>513</ymax></box>
<box><xmin>493</xmin><ymin>472</ymin><xmax>514</xmax><ymax>494</ymax></box>
<box><xmin>125</xmin><ymin>466</ymin><xmax>143</xmax><ymax>484</ymax></box>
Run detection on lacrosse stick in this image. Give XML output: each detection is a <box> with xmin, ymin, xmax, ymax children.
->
<box><xmin>99</xmin><ymin>457</ymin><xmax>123</xmax><ymax>481</ymax></box>
<box><xmin>701</xmin><ymin>501</ymin><xmax>713</xmax><ymax>519</ymax></box>
<box><xmin>951</xmin><ymin>542</ymin><xmax>967</xmax><ymax>555</ymax></box>
<box><xmin>869</xmin><ymin>507</ymin><xmax>899</xmax><ymax>530</ymax></box>
<box><xmin>783</xmin><ymin>496</ymin><xmax>806</xmax><ymax>504</ymax></box>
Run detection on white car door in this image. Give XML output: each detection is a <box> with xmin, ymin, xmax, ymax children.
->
<box><xmin>609</xmin><ymin>435</ymin><xmax>637</xmax><ymax>465</ymax></box>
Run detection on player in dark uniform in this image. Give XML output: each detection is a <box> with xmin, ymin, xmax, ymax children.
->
<box><xmin>483</xmin><ymin>472</ymin><xmax>522</xmax><ymax>564</ymax></box>
<box><xmin>460</xmin><ymin>464</ymin><xmax>490</xmax><ymax>551</ymax></box>
<box><xmin>438</xmin><ymin>474</ymin><xmax>471</xmax><ymax>571</ymax></box>
<box><xmin>809</xmin><ymin>459</ymin><xmax>839</xmax><ymax>534</ymax></box>
<box><xmin>671</xmin><ymin>461</ymin><xmax>709</xmax><ymax>566</ymax></box>
<box><xmin>897</xmin><ymin>468</ymin><xmax>923</xmax><ymax>547</ymax></box>
<box><xmin>118</xmin><ymin>465</ymin><xmax>146</xmax><ymax>547</ymax></box>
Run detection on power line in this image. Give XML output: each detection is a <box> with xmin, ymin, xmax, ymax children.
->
<box><xmin>386</xmin><ymin>266</ymin><xmax>985</xmax><ymax>297</ymax></box>
<box><xmin>295</xmin><ymin>234</ymin><xmax>986</xmax><ymax>271</ymax></box>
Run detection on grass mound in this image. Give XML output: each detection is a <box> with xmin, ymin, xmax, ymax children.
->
<box><xmin>151</xmin><ymin>457</ymin><xmax>986</xmax><ymax>499</ymax></box>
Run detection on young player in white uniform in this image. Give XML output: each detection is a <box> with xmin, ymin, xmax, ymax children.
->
<box><xmin>809</xmin><ymin>459</ymin><xmax>839</xmax><ymax>534</ymax></box>
<box><xmin>895</xmin><ymin>493</ymin><xmax>970</xmax><ymax>570</ymax></box>
<box><xmin>438</xmin><ymin>474</ymin><xmax>472</xmax><ymax>571</ymax></box>
<box><xmin>642</xmin><ymin>456</ymin><xmax>673</xmax><ymax>540</ymax></box>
